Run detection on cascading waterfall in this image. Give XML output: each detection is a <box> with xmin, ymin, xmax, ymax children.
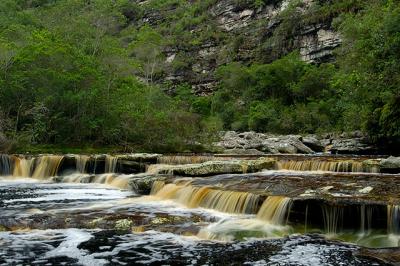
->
<box><xmin>146</xmin><ymin>164</ymin><xmax>175</xmax><ymax>175</ymax></box>
<box><xmin>32</xmin><ymin>155</ymin><xmax>64</xmax><ymax>179</ymax></box>
<box><xmin>93</xmin><ymin>173</ymin><xmax>130</xmax><ymax>189</ymax></box>
<box><xmin>150</xmin><ymin>180</ymin><xmax>166</xmax><ymax>195</ymax></box>
<box><xmin>152</xmin><ymin>182</ymin><xmax>260</xmax><ymax>214</ymax></box>
<box><xmin>75</xmin><ymin>155</ymin><xmax>89</xmax><ymax>173</ymax></box>
<box><xmin>197</xmin><ymin>195</ymin><xmax>292</xmax><ymax>241</ymax></box>
<box><xmin>60</xmin><ymin>173</ymin><xmax>130</xmax><ymax>189</ymax></box>
<box><xmin>13</xmin><ymin>157</ymin><xmax>34</xmax><ymax>177</ymax></box>
<box><xmin>322</xmin><ymin>205</ymin><xmax>344</xmax><ymax>235</ymax></box>
<box><xmin>256</xmin><ymin>196</ymin><xmax>292</xmax><ymax>225</ymax></box>
<box><xmin>388</xmin><ymin>205</ymin><xmax>400</xmax><ymax>234</ymax></box>
<box><xmin>0</xmin><ymin>154</ymin><xmax>12</xmax><ymax>175</ymax></box>
<box><xmin>277</xmin><ymin>159</ymin><xmax>379</xmax><ymax>173</ymax></box>
<box><xmin>359</xmin><ymin>205</ymin><xmax>373</xmax><ymax>235</ymax></box>
<box><xmin>105</xmin><ymin>155</ymin><xmax>118</xmax><ymax>173</ymax></box>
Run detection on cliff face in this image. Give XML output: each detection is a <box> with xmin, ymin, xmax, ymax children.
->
<box><xmin>134</xmin><ymin>0</ymin><xmax>342</xmax><ymax>95</ymax></box>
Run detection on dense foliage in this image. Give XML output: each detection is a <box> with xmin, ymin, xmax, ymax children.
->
<box><xmin>210</xmin><ymin>0</ymin><xmax>400</xmax><ymax>146</ymax></box>
<box><xmin>0</xmin><ymin>0</ymin><xmax>209</xmax><ymax>152</ymax></box>
<box><xmin>0</xmin><ymin>0</ymin><xmax>399</xmax><ymax>152</ymax></box>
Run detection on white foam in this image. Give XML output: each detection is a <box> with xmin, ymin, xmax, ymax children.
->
<box><xmin>267</xmin><ymin>237</ymin><xmax>353</xmax><ymax>266</ymax></box>
<box><xmin>45</xmin><ymin>229</ymin><xmax>107</xmax><ymax>266</ymax></box>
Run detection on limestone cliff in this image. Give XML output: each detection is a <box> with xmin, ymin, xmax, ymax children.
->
<box><xmin>132</xmin><ymin>0</ymin><xmax>342</xmax><ymax>95</ymax></box>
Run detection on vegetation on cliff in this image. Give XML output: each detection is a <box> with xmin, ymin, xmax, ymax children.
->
<box><xmin>0</xmin><ymin>0</ymin><xmax>399</xmax><ymax>152</ymax></box>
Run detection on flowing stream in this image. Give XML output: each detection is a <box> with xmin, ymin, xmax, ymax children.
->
<box><xmin>0</xmin><ymin>154</ymin><xmax>397</xmax><ymax>265</ymax></box>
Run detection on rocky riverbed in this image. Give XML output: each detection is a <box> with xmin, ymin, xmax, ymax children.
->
<box><xmin>1</xmin><ymin>153</ymin><xmax>400</xmax><ymax>265</ymax></box>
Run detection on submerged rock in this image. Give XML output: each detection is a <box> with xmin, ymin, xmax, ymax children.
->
<box><xmin>115</xmin><ymin>219</ymin><xmax>133</xmax><ymax>232</ymax></box>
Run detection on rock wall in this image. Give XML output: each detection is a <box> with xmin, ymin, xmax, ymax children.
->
<box><xmin>134</xmin><ymin>0</ymin><xmax>342</xmax><ymax>95</ymax></box>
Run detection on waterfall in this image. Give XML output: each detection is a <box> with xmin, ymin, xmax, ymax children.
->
<box><xmin>32</xmin><ymin>155</ymin><xmax>64</xmax><ymax>179</ymax></box>
<box><xmin>153</xmin><ymin>183</ymin><xmax>183</xmax><ymax>199</ymax></box>
<box><xmin>153</xmin><ymin>183</ymin><xmax>260</xmax><ymax>214</ymax></box>
<box><xmin>322</xmin><ymin>205</ymin><xmax>344</xmax><ymax>235</ymax></box>
<box><xmin>150</xmin><ymin>180</ymin><xmax>166</xmax><ymax>195</ymax></box>
<box><xmin>388</xmin><ymin>205</ymin><xmax>400</xmax><ymax>234</ymax></box>
<box><xmin>13</xmin><ymin>157</ymin><xmax>34</xmax><ymax>177</ymax></box>
<box><xmin>105</xmin><ymin>155</ymin><xmax>118</xmax><ymax>173</ymax></box>
<box><xmin>359</xmin><ymin>205</ymin><xmax>373</xmax><ymax>235</ymax></box>
<box><xmin>256</xmin><ymin>196</ymin><xmax>292</xmax><ymax>225</ymax></box>
<box><xmin>75</xmin><ymin>155</ymin><xmax>89</xmax><ymax>173</ymax></box>
<box><xmin>146</xmin><ymin>164</ymin><xmax>174</xmax><ymax>175</ymax></box>
<box><xmin>0</xmin><ymin>154</ymin><xmax>12</xmax><ymax>175</ymax></box>
<box><xmin>60</xmin><ymin>173</ymin><xmax>130</xmax><ymax>189</ymax></box>
<box><xmin>277</xmin><ymin>159</ymin><xmax>378</xmax><ymax>173</ymax></box>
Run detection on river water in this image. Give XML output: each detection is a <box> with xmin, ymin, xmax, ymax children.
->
<box><xmin>0</xmin><ymin>176</ymin><xmax>390</xmax><ymax>265</ymax></box>
<box><xmin>1</xmin><ymin>153</ymin><xmax>399</xmax><ymax>265</ymax></box>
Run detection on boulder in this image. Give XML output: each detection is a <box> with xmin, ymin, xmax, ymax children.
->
<box><xmin>214</xmin><ymin>131</ymin><xmax>379</xmax><ymax>155</ymax></box>
<box><xmin>261</xmin><ymin>135</ymin><xmax>314</xmax><ymax>154</ymax></box>
<box><xmin>128</xmin><ymin>174</ymin><xmax>168</xmax><ymax>195</ymax></box>
<box><xmin>380</xmin><ymin>156</ymin><xmax>400</xmax><ymax>173</ymax></box>
<box><xmin>302</xmin><ymin>135</ymin><xmax>324</xmax><ymax>152</ymax></box>
<box><xmin>276</xmin><ymin>143</ymin><xmax>297</xmax><ymax>154</ymax></box>
<box><xmin>286</xmin><ymin>136</ymin><xmax>314</xmax><ymax>154</ymax></box>
<box><xmin>329</xmin><ymin>138</ymin><xmax>376</xmax><ymax>154</ymax></box>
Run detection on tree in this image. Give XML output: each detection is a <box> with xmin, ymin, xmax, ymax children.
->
<box><xmin>129</xmin><ymin>25</ymin><xmax>165</xmax><ymax>84</ymax></box>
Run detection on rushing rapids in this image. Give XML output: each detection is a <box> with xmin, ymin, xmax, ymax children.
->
<box><xmin>152</xmin><ymin>182</ymin><xmax>260</xmax><ymax>214</ymax></box>
<box><xmin>0</xmin><ymin>153</ymin><xmax>400</xmax><ymax>265</ymax></box>
<box><xmin>277</xmin><ymin>159</ymin><xmax>379</xmax><ymax>173</ymax></box>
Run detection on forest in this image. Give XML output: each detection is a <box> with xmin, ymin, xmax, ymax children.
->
<box><xmin>0</xmin><ymin>0</ymin><xmax>399</xmax><ymax>153</ymax></box>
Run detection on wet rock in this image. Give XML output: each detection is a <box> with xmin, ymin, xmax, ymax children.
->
<box><xmin>115</xmin><ymin>219</ymin><xmax>133</xmax><ymax>232</ymax></box>
<box><xmin>380</xmin><ymin>156</ymin><xmax>400</xmax><ymax>173</ymax></box>
<box><xmin>357</xmin><ymin>247</ymin><xmax>400</xmax><ymax>265</ymax></box>
<box><xmin>128</xmin><ymin>174</ymin><xmax>168</xmax><ymax>194</ymax></box>
<box><xmin>362</xmin><ymin>159</ymin><xmax>381</xmax><ymax>173</ymax></box>
<box><xmin>0</xmin><ymin>224</ymin><xmax>7</xmax><ymax>231</ymax></box>
<box><xmin>117</xmin><ymin>153</ymin><xmax>161</xmax><ymax>163</ymax></box>
<box><xmin>358</xmin><ymin>187</ymin><xmax>373</xmax><ymax>194</ymax></box>
<box><xmin>152</xmin><ymin>158</ymin><xmax>276</xmax><ymax>176</ymax></box>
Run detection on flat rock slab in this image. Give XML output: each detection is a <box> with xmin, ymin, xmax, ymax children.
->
<box><xmin>149</xmin><ymin>158</ymin><xmax>276</xmax><ymax>176</ymax></box>
<box><xmin>181</xmin><ymin>171</ymin><xmax>400</xmax><ymax>205</ymax></box>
